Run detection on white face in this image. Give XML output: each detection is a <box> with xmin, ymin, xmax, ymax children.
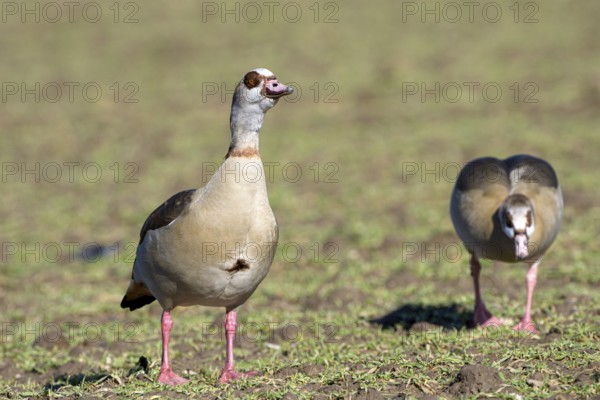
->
<box><xmin>501</xmin><ymin>204</ymin><xmax>535</xmax><ymax>239</ymax></box>
<box><xmin>252</xmin><ymin>67</ymin><xmax>274</xmax><ymax>76</ymax></box>
<box><xmin>236</xmin><ymin>68</ymin><xmax>293</xmax><ymax>112</ymax></box>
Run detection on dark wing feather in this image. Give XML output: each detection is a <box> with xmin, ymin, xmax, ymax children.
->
<box><xmin>138</xmin><ymin>189</ymin><xmax>197</xmax><ymax>244</ymax></box>
<box><xmin>121</xmin><ymin>189</ymin><xmax>197</xmax><ymax>311</ymax></box>
<box><xmin>504</xmin><ymin>154</ymin><xmax>559</xmax><ymax>189</ymax></box>
<box><xmin>455</xmin><ymin>157</ymin><xmax>511</xmax><ymax>192</ymax></box>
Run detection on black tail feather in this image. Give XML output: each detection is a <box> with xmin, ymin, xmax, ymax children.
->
<box><xmin>120</xmin><ymin>295</ymin><xmax>156</xmax><ymax>311</ymax></box>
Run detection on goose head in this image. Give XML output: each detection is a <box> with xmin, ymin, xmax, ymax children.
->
<box><xmin>499</xmin><ymin>194</ymin><xmax>535</xmax><ymax>260</ymax></box>
<box><xmin>230</xmin><ymin>68</ymin><xmax>293</xmax><ymax>135</ymax></box>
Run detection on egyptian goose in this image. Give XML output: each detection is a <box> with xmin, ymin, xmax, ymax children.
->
<box><xmin>120</xmin><ymin>68</ymin><xmax>293</xmax><ymax>385</ymax></box>
<box><xmin>450</xmin><ymin>155</ymin><xmax>563</xmax><ymax>332</ymax></box>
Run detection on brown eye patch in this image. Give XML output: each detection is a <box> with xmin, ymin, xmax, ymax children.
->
<box><xmin>243</xmin><ymin>71</ymin><xmax>261</xmax><ymax>89</ymax></box>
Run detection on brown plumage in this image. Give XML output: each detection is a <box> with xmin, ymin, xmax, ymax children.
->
<box><xmin>120</xmin><ymin>189</ymin><xmax>196</xmax><ymax>311</ymax></box>
<box><xmin>450</xmin><ymin>154</ymin><xmax>563</xmax><ymax>332</ymax></box>
<box><xmin>138</xmin><ymin>189</ymin><xmax>197</xmax><ymax>245</ymax></box>
<box><xmin>120</xmin><ymin>68</ymin><xmax>293</xmax><ymax>386</ymax></box>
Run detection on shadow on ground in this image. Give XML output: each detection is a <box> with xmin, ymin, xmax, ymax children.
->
<box><xmin>42</xmin><ymin>356</ymin><xmax>149</xmax><ymax>394</ymax></box>
<box><xmin>43</xmin><ymin>372</ymin><xmax>114</xmax><ymax>393</ymax></box>
<box><xmin>369</xmin><ymin>303</ymin><xmax>473</xmax><ymax>331</ymax></box>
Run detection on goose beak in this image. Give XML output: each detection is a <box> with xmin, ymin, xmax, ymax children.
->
<box><xmin>514</xmin><ymin>233</ymin><xmax>529</xmax><ymax>260</ymax></box>
<box><xmin>264</xmin><ymin>78</ymin><xmax>293</xmax><ymax>98</ymax></box>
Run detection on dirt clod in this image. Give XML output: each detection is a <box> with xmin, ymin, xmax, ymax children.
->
<box><xmin>448</xmin><ymin>364</ymin><xmax>503</xmax><ymax>396</ymax></box>
<box><xmin>301</xmin><ymin>364</ymin><xmax>324</xmax><ymax>377</ymax></box>
<box><xmin>354</xmin><ymin>388</ymin><xmax>386</xmax><ymax>399</ymax></box>
<box><xmin>274</xmin><ymin>366</ymin><xmax>299</xmax><ymax>379</ymax></box>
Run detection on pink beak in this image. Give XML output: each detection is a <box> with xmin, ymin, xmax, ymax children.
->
<box><xmin>514</xmin><ymin>233</ymin><xmax>528</xmax><ymax>260</ymax></box>
<box><xmin>265</xmin><ymin>79</ymin><xmax>293</xmax><ymax>98</ymax></box>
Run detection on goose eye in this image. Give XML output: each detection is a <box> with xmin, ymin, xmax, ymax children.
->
<box><xmin>526</xmin><ymin>211</ymin><xmax>532</xmax><ymax>226</ymax></box>
<box><xmin>243</xmin><ymin>71</ymin><xmax>261</xmax><ymax>89</ymax></box>
<box><xmin>505</xmin><ymin>215</ymin><xmax>513</xmax><ymax>228</ymax></box>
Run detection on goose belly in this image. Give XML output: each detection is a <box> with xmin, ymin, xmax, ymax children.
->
<box><xmin>135</xmin><ymin>216</ymin><xmax>277</xmax><ymax>309</ymax></box>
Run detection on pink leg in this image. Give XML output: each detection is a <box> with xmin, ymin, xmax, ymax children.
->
<box><xmin>471</xmin><ymin>254</ymin><xmax>502</xmax><ymax>328</ymax></box>
<box><xmin>217</xmin><ymin>310</ymin><xmax>258</xmax><ymax>384</ymax></box>
<box><xmin>513</xmin><ymin>261</ymin><xmax>539</xmax><ymax>333</ymax></box>
<box><xmin>157</xmin><ymin>310</ymin><xmax>189</xmax><ymax>386</ymax></box>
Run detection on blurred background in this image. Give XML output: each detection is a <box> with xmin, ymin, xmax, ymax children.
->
<box><xmin>1</xmin><ymin>0</ymin><xmax>599</xmax><ymax>397</ymax></box>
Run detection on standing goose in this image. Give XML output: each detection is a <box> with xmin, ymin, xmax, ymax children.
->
<box><xmin>121</xmin><ymin>68</ymin><xmax>293</xmax><ymax>385</ymax></box>
<box><xmin>450</xmin><ymin>154</ymin><xmax>563</xmax><ymax>332</ymax></box>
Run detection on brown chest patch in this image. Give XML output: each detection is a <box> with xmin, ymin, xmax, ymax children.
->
<box><xmin>225</xmin><ymin>147</ymin><xmax>260</xmax><ymax>158</ymax></box>
<box><xmin>227</xmin><ymin>259</ymin><xmax>251</xmax><ymax>273</ymax></box>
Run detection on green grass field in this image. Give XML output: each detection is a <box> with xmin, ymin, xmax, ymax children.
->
<box><xmin>1</xmin><ymin>1</ymin><xmax>599</xmax><ymax>398</ymax></box>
